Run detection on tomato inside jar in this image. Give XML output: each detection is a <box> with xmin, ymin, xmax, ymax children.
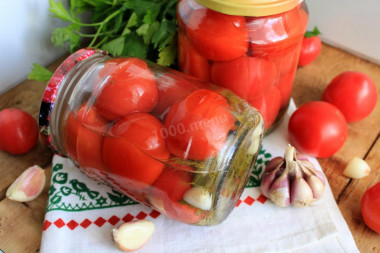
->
<box><xmin>177</xmin><ymin>0</ymin><xmax>309</xmax><ymax>132</ymax></box>
<box><xmin>40</xmin><ymin>48</ymin><xmax>264</xmax><ymax>225</ymax></box>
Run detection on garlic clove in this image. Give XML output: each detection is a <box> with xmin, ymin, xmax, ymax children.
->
<box><xmin>306</xmin><ymin>175</ymin><xmax>325</xmax><ymax>200</ymax></box>
<box><xmin>6</xmin><ymin>165</ymin><xmax>46</xmax><ymax>202</ymax></box>
<box><xmin>148</xmin><ymin>194</ymin><xmax>167</xmax><ymax>214</ymax></box>
<box><xmin>343</xmin><ymin>157</ymin><xmax>371</xmax><ymax>179</ymax></box>
<box><xmin>268</xmin><ymin>173</ymin><xmax>290</xmax><ymax>207</ymax></box>
<box><xmin>247</xmin><ymin>123</ymin><xmax>263</xmax><ymax>155</ymax></box>
<box><xmin>183</xmin><ymin>187</ymin><xmax>212</xmax><ymax>211</ymax></box>
<box><xmin>291</xmin><ymin>177</ymin><xmax>314</xmax><ymax>208</ymax></box>
<box><xmin>112</xmin><ymin>220</ymin><xmax>155</xmax><ymax>252</ymax></box>
<box><xmin>261</xmin><ymin>169</ymin><xmax>279</xmax><ymax>198</ymax></box>
<box><xmin>264</xmin><ymin>157</ymin><xmax>284</xmax><ymax>173</ymax></box>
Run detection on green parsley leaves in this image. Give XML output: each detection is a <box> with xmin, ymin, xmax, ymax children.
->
<box><xmin>29</xmin><ymin>0</ymin><xmax>179</xmax><ymax>82</ymax></box>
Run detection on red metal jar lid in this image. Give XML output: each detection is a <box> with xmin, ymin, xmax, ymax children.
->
<box><xmin>39</xmin><ymin>48</ymin><xmax>108</xmax><ymax>153</ymax></box>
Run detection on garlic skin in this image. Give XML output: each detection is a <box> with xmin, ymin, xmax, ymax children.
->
<box><xmin>260</xmin><ymin>146</ymin><xmax>325</xmax><ymax>208</ymax></box>
<box><xmin>343</xmin><ymin>157</ymin><xmax>371</xmax><ymax>179</ymax></box>
<box><xmin>6</xmin><ymin>165</ymin><xmax>46</xmax><ymax>202</ymax></box>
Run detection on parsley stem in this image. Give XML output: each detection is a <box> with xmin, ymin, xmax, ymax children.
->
<box><xmin>88</xmin><ymin>9</ymin><xmax>123</xmax><ymax>47</ymax></box>
<box><xmin>94</xmin><ymin>36</ymin><xmax>109</xmax><ymax>48</ymax></box>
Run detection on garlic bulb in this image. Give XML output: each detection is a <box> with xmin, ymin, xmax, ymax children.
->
<box><xmin>260</xmin><ymin>146</ymin><xmax>325</xmax><ymax>208</ymax></box>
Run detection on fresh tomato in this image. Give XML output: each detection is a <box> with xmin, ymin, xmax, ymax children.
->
<box><xmin>102</xmin><ymin>113</ymin><xmax>169</xmax><ymax>186</ymax></box>
<box><xmin>94</xmin><ymin>58</ymin><xmax>158</xmax><ymax>121</ymax></box>
<box><xmin>249</xmin><ymin>86</ymin><xmax>281</xmax><ymax>129</ymax></box>
<box><xmin>0</xmin><ymin>108</ymin><xmax>39</xmax><ymax>155</ymax></box>
<box><xmin>288</xmin><ymin>101</ymin><xmax>348</xmax><ymax>158</ymax></box>
<box><xmin>186</xmin><ymin>8</ymin><xmax>248</xmax><ymax>61</ymax></box>
<box><xmin>177</xmin><ymin>31</ymin><xmax>211</xmax><ymax>82</ymax></box>
<box><xmin>361</xmin><ymin>182</ymin><xmax>380</xmax><ymax>234</ymax></box>
<box><xmin>248</xmin><ymin>5</ymin><xmax>306</xmax><ymax>57</ymax></box>
<box><xmin>152</xmin><ymin>71</ymin><xmax>198</xmax><ymax>119</ymax></box>
<box><xmin>164</xmin><ymin>89</ymin><xmax>236</xmax><ymax>160</ymax></box>
<box><xmin>211</xmin><ymin>56</ymin><xmax>277</xmax><ymax>101</ymax></box>
<box><xmin>298</xmin><ymin>27</ymin><xmax>322</xmax><ymax>67</ymax></box>
<box><xmin>322</xmin><ymin>71</ymin><xmax>378</xmax><ymax>122</ymax></box>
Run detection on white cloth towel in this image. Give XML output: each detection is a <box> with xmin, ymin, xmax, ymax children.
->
<box><xmin>40</xmin><ymin>100</ymin><xmax>359</xmax><ymax>253</ymax></box>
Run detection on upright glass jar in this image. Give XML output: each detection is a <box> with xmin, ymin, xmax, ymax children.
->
<box><xmin>39</xmin><ymin>48</ymin><xmax>264</xmax><ymax>225</ymax></box>
<box><xmin>177</xmin><ymin>0</ymin><xmax>309</xmax><ymax>132</ymax></box>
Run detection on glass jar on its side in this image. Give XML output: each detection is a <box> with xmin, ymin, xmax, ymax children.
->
<box><xmin>39</xmin><ymin>48</ymin><xmax>264</xmax><ymax>225</ymax></box>
<box><xmin>177</xmin><ymin>0</ymin><xmax>309</xmax><ymax>133</ymax></box>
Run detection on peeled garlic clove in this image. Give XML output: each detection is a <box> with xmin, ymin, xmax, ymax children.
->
<box><xmin>6</xmin><ymin>165</ymin><xmax>46</xmax><ymax>202</ymax></box>
<box><xmin>268</xmin><ymin>173</ymin><xmax>290</xmax><ymax>207</ymax></box>
<box><xmin>343</xmin><ymin>157</ymin><xmax>371</xmax><ymax>179</ymax></box>
<box><xmin>112</xmin><ymin>220</ymin><xmax>155</xmax><ymax>252</ymax></box>
<box><xmin>291</xmin><ymin>177</ymin><xmax>314</xmax><ymax>208</ymax></box>
<box><xmin>247</xmin><ymin>123</ymin><xmax>264</xmax><ymax>155</ymax></box>
<box><xmin>306</xmin><ymin>175</ymin><xmax>325</xmax><ymax>200</ymax></box>
<box><xmin>183</xmin><ymin>187</ymin><xmax>212</xmax><ymax>211</ymax></box>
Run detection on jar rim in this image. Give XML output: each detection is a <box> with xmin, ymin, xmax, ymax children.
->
<box><xmin>195</xmin><ymin>0</ymin><xmax>304</xmax><ymax>16</ymax></box>
<box><xmin>39</xmin><ymin>48</ymin><xmax>108</xmax><ymax>153</ymax></box>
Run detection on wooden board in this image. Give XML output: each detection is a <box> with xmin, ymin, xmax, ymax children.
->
<box><xmin>0</xmin><ymin>45</ymin><xmax>379</xmax><ymax>252</ymax></box>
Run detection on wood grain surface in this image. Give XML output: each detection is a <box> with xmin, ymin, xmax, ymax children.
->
<box><xmin>0</xmin><ymin>44</ymin><xmax>379</xmax><ymax>253</ymax></box>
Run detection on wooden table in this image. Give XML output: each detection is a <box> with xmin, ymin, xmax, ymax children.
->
<box><xmin>0</xmin><ymin>44</ymin><xmax>379</xmax><ymax>252</ymax></box>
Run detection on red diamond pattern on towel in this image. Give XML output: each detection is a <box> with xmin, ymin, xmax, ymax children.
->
<box><xmin>257</xmin><ymin>194</ymin><xmax>267</xmax><ymax>204</ymax></box>
<box><xmin>43</xmin><ymin>220</ymin><xmax>52</xmax><ymax>231</ymax></box>
<box><xmin>54</xmin><ymin>218</ymin><xmax>65</xmax><ymax>228</ymax></box>
<box><xmin>94</xmin><ymin>217</ymin><xmax>107</xmax><ymax>227</ymax></box>
<box><xmin>67</xmin><ymin>220</ymin><xmax>79</xmax><ymax>230</ymax></box>
<box><xmin>80</xmin><ymin>219</ymin><xmax>92</xmax><ymax>228</ymax></box>
<box><xmin>108</xmin><ymin>215</ymin><xmax>121</xmax><ymax>226</ymax></box>
<box><xmin>235</xmin><ymin>200</ymin><xmax>242</xmax><ymax>207</ymax></box>
<box><xmin>149</xmin><ymin>210</ymin><xmax>161</xmax><ymax>219</ymax></box>
<box><xmin>244</xmin><ymin>196</ymin><xmax>255</xmax><ymax>206</ymax></box>
<box><xmin>136</xmin><ymin>211</ymin><xmax>147</xmax><ymax>220</ymax></box>
<box><xmin>122</xmin><ymin>213</ymin><xmax>134</xmax><ymax>223</ymax></box>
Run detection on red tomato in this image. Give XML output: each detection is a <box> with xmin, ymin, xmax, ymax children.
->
<box><xmin>275</xmin><ymin>69</ymin><xmax>297</xmax><ymax>108</ymax></box>
<box><xmin>102</xmin><ymin>113</ymin><xmax>169</xmax><ymax>186</ymax></box>
<box><xmin>361</xmin><ymin>182</ymin><xmax>380</xmax><ymax>234</ymax></box>
<box><xmin>177</xmin><ymin>0</ymin><xmax>205</xmax><ymax>30</ymax></box>
<box><xmin>211</xmin><ymin>56</ymin><xmax>277</xmax><ymax>101</ymax></box>
<box><xmin>75</xmin><ymin>107</ymin><xmax>109</xmax><ymax>171</ymax></box>
<box><xmin>186</xmin><ymin>8</ymin><xmax>248</xmax><ymax>61</ymax></box>
<box><xmin>288</xmin><ymin>101</ymin><xmax>348</xmax><ymax>158</ymax></box>
<box><xmin>167</xmin><ymin>201</ymin><xmax>201</xmax><ymax>224</ymax></box>
<box><xmin>152</xmin><ymin>71</ymin><xmax>198</xmax><ymax>119</ymax></box>
<box><xmin>249</xmin><ymin>86</ymin><xmax>281</xmax><ymax>129</ymax></box>
<box><xmin>150</xmin><ymin>166</ymin><xmax>193</xmax><ymax>202</ymax></box>
<box><xmin>0</xmin><ymin>108</ymin><xmax>39</xmax><ymax>155</ymax></box>
<box><xmin>164</xmin><ymin>89</ymin><xmax>236</xmax><ymax>160</ymax></box>
<box><xmin>94</xmin><ymin>58</ymin><xmax>158</xmax><ymax>121</ymax></box>
<box><xmin>64</xmin><ymin>106</ymin><xmax>109</xmax><ymax>164</ymax></box>
<box><xmin>322</xmin><ymin>71</ymin><xmax>378</xmax><ymax>122</ymax></box>
<box><xmin>64</xmin><ymin>110</ymin><xmax>81</xmax><ymax>160</ymax></box>
<box><xmin>177</xmin><ymin>31</ymin><xmax>211</xmax><ymax>82</ymax></box>
<box><xmin>248</xmin><ymin>6</ymin><xmax>306</xmax><ymax>57</ymax></box>
<box><xmin>298</xmin><ymin>36</ymin><xmax>321</xmax><ymax>67</ymax></box>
